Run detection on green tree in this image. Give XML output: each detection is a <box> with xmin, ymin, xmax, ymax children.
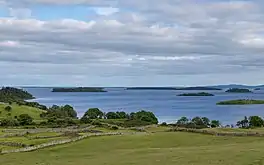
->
<box><xmin>176</xmin><ymin>117</ymin><xmax>189</xmax><ymax>126</ymax></box>
<box><xmin>201</xmin><ymin>117</ymin><xmax>210</xmax><ymax>126</ymax></box>
<box><xmin>133</xmin><ymin>110</ymin><xmax>158</xmax><ymax>124</ymax></box>
<box><xmin>191</xmin><ymin>117</ymin><xmax>204</xmax><ymax>126</ymax></box>
<box><xmin>82</xmin><ymin>108</ymin><xmax>103</xmax><ymax>119</ymax></box>
<box><xmin>249</xmin><ymin>116</ymin><xmax>264</xmax><ymax>127</ymax></box>
<box><xmin>116</xmin><ymin>111</ymin><xmax>128</xmax><ymax>119</ymax></box>
<box><xmin>61</xmin><ymin>105</ymin><xmax>77</xmax><ymax>118</ymax></box>
<box><xmin>106</xmin><ymin>112</ymin><xmax>119</xmax><ymax>119</ymax></box>
<box><xmin>236</xmin><ymin>116</ymin><xmax>249</xmax><ymax>128</ymax></box>
<box><xmin>211</xmin><ymin>120</ymin><xmax>221</xmax><ymax>128</ymax></box>
<box><xmin>17</xmin><ymin>114</ymin><xmax>33</xmax><ymax>125</ymax></box>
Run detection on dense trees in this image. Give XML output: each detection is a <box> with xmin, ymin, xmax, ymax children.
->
<box><xmin>236</xmin><ymin>116</ymin><xmax>264</xmax><ymax>128</ymax></box>
<box><xmin>176</xmin><ymin>116</ymin><xmax>220</xmax><ymax>129</ymax></box>
<box><xmin>0</xmin><ymin>87</ymin><xmax>34</xmax><ymax>103</ymax></box>
<box><xmin>40</xmin><ymin>104</ymin><xmax>77</xmax><ymax>119</ymax></box>
<box><xmin>80</xmin><ymin>109</ymin><xmax>158</xmax><ymax>125</ymax></box>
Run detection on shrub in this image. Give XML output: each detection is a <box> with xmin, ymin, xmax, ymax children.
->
<box><xmin>0</xmin><ymin>118</ymin><xmax>19</xmax><ymax>126</ymax></box>
<box><xmin>111</xmin><ymin>126</ymin><xmax>119</xmax><ymax>130</ymax></box>
<box><xmin>91</xmin><ymin>120</ymin><xmax>102</xmax><ymax>126</ymax></box>
<box><xmin>80</xmin><ymin>116</ymin><xmax>92</xmax><ymax>124</ymax></box>
<box><xmin>4</xmin><ymin>106</ymin><xmax>12</xmax><ymax>112</ymax></box>
<box><xmin>160</xmin><ymin>122</ymin><xmax>168</xmax><ymax>126</ymax></box>
<box><xmin>17</xmin><ymin>114</ymin><xmax>33</xmax><ymax>125</ymax></box>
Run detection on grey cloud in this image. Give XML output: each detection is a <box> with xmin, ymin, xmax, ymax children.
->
<box><xmin>1</xmin><ymin>0</ymin><xmax>264</xmax><ymax>84</ymax></box>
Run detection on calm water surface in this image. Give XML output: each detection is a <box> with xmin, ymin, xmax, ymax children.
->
<box><xmin>23</xmin><ymin>87</ymin><xmax>264</xmax><ymax>125</ymax></box>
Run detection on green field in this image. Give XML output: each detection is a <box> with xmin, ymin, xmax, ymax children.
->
<box><xmin>2</xmin><ymin>131</ymin><xmax>264</xmax><ymax>165</ymax></box>
<box><xmin>0</xmin><ymin>104</ymin><xmax>45</xmax><ymax>120</ymax></box>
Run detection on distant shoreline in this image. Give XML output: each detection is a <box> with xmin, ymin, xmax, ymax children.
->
<box><xmin>126</xmin><ymin>87</ymin><xmax>222</xmax><ymax>91</ymax></box>
<box><xmin>52</xmin><ymin>87</ymin><xmax>107</xmax><ymax>92</ymax></box>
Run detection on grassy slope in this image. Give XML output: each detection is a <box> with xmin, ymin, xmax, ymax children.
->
<box><xmin>0</xmin><ymin>104</ymin><xmax>45</xmax><ymax>120</ymax></box>
<box><xmin>2</xmin><ymin>132</ymin><xmax>264</xmax><ymax>165</ymax></box>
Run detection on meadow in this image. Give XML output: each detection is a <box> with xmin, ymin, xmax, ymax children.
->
<box><xmin>2</xmin><ymin>126</ymin><xmax>264</xmax><ymax>165</ymax></box>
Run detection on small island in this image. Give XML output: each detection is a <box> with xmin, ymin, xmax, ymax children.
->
<box><xmin>225</xmin><ymin>88</ymin><xmax>252</xmax><ymax>93</ymax></box>
<box><xmin>217</xmin><ymin>99</ymin><xmax>264</xmax><ymax>105</ymax></box>
<box><xmin>52</xmin><ymin>87</ymin><xmax>107</xmax><ymax>92</ymax></box>
<box><xmin>178</xmin><ymin>92</ymin><xmax>214</xmax><ymax>96</ymax></box>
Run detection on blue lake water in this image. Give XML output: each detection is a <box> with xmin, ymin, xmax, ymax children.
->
<box><xmin>23</xmin><ymin>87</ymin><xmax>264</xmax><ymax>125</ymax></box>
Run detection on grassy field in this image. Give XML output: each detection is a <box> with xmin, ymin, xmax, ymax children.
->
<box><xmin>0</xmin><ymin>104</ymin><xmax>45</xmax><ymax>120</ymax></box>
<box><xmin>2</xmin><ymin>131</ymin><xmax>264</xmax><ymax>165</ymax></box>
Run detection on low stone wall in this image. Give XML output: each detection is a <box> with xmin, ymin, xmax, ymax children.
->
<box><xmin>0</xmin><ymin>142</ymin><xmax>27</xmax><ymax>148</ymax></box>
<box><xmin>0</xmin><ymin>126</ymin><xmax>96</xmax><ymax>138</ymax></box>
<box><xmin>170</xmin><ymin>127</ymin><xmax>264</xmax><ymax>137</ymax></box>
<box><xmin>1</xmin><ymin>132</ymin><xmax>123</xmax><ymax>154</ymax></box>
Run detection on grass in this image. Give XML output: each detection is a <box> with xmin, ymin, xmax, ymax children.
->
<box><xmin>0</xmin><ymin>104</ymin><xmax>45</xmax><ymax>120</ymax></box>
<box><xmin>2</xmin><ymin>131</ymin><xmax>264</xmax><ymax>164</ymax></box>
<box><xmin>217</xmin><ymin>99</ymin><xmax>264</xmax><ymax>105</ymax></box>
<box><xmin>204</xmin><ymin>127</ymin><xmax>264</xmax><ymax>133</ymax></box>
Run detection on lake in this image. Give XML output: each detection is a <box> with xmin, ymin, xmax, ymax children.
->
<box><xmin>23</xmin><ymin>87</ymin><xmax>264</xmax><ymax>125</ymax></box>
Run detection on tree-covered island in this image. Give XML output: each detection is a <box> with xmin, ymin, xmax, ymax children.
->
<box><xmin>52</xmin><ymin>87</ymin><xmax>107</xmax><ymax>92</ymax></box>
<box><xmin>225</xmin><ymin>88</ymin><xmax>252</xmax><ymax>93</ymax></box>
<box><xmin>177</xmin><ymin>92</ymin><xmax>214</xmax><ymax>96</ymax></box>
<box><xmin>217</xmin><ymin>99</ymin><xmax>264</xmax><ymax>105</ymax></box>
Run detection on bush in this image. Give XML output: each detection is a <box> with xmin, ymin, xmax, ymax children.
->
<box><xmin>111</xmin><ymin>126</ymin><xmax>119</xmax><ymax>130</ymax></box>
<box><xmin>80</xmin><ymin>116</ymin><xmax>92</xmax><ymax>124</ymax></box>
<box><xmin>0</xmin><ymin>118</ymin><xmax>19</xmax><ymax>126</ymax></box>
<box><xmin>4</xmin><ymin>106</ymin><xmax>12</xmax><ymax>112</ymax></box>
<box><xmin>91</xmin><ymin>120</ymin><xmax>102</xmax><ymax>126</ymax></box>
<box><xmin>160</xmin><ymin>122</ymin><xmax>168</xmax><ymax>126</ymax></box>
<box><xmin>17</xmin><ymin>114</ymin><xmax>33</xmax><ymax>125</ymax></box>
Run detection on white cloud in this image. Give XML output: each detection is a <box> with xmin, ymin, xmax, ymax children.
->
<box><xmin>0</xmin><ymin>40</ymin><xmax>20</xmax><ymax>47</ymax></box>
<box><xmin>93</xmin><ymin>7</ymin><xmax>119</xmax><ymax>16</ymax></box>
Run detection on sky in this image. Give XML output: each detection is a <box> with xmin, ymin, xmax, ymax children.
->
<box><xmin>1</xmin><ymin>0</ymin><xmax>264</xmax><ymax>87</ymax></box>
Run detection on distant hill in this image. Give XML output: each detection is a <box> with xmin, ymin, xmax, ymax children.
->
<box><xmin>174</xmin><ymin>87</ymin><xmax>221</xmax><ymax>90</ymax></box>
<box><xmin>126</xmin><ymin>87</ymin><xmax>177</xmax><ymax>90</ymax></box>
<box><xmin>126</xmin><ymin>86</ymin><xmax>221</xmax><ymax>91</ymax></box>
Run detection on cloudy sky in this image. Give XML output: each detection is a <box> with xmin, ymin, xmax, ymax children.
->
<box><xmin>0</xmin><ymin>0</ymin><xmax>264</xmax><ymax>87</ymax></box>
